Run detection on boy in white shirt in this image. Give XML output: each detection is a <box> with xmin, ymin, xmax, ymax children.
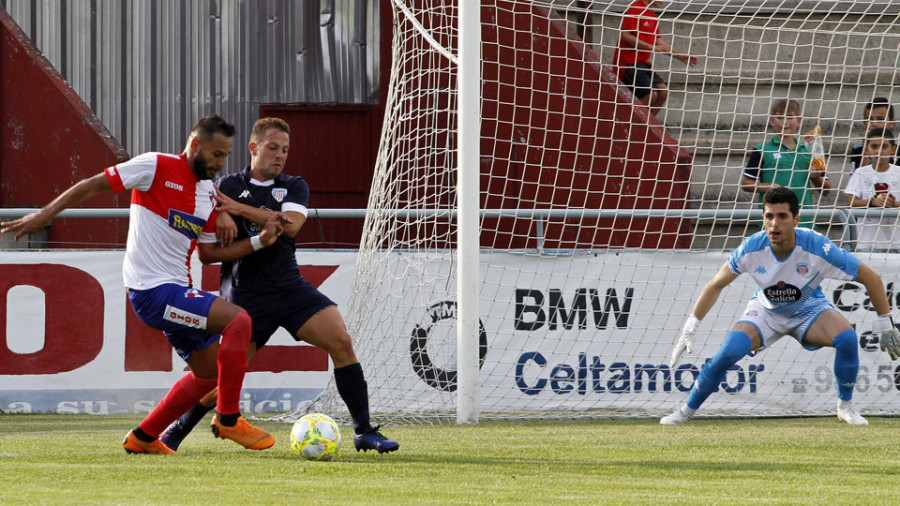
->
<box><xmin>844</xmin><ymin>128</ymin><xmax>900</xmax><ymax>252</ymax></box>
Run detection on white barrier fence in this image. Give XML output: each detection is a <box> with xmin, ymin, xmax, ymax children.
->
<box><xmin>3</xmin><ymin>248</ymin><xmax>900</xmax><ymax>415</ymax></box>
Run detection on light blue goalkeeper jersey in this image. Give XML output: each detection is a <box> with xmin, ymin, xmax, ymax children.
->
<box><xmin>728</xmin><ymin>228</ymin><xmax>860</xmax><ymax>318</ymax></box>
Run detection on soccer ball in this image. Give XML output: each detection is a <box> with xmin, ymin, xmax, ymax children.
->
<box><xmin>290</xmin><ymin>413</ymin><xmax>342</xmax><ymax>461</ymax></box>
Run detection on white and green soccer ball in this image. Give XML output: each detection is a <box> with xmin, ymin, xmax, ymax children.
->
<box><xmin>290</xmin><ymin>413</ymin><xmax>342</xmax><ymax>461</ymax></box>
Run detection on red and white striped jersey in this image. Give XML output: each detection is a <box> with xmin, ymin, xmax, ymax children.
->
<box><xmin>105</xmin><ymin>152</ymin><xmax>218</xmax><ymax>290</ymax></box>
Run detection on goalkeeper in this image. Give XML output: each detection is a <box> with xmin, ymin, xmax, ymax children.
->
<box><xmin>662</xmin><ymin>187</ymin><xmax>900</xmax><ymax>426</ymax></box>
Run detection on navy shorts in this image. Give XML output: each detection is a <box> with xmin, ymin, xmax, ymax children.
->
<box><xmin>230</xmin><ymin>280</ymin><xmax>336</xmax><ymax>349</ymax></box>
<box><xmin>620</xmin><ymin>62</ymin><xmax>665</xmax><ymax>99</ymax></box>
<box><xmin>128</xmin><ymin>283</ymin><xmax>220</xmax><ymax>360</ymax></box>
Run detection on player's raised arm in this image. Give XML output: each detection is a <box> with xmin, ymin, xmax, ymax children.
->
<box><xmin>0</xmin><ymin>171</ymin><xmax>112</xmax><ymax>241</ymax></box>
<box><xmin>213</xmin><ymin>189</ymin><xmax>306</xmax><ymax>238</ymax></box>
<box><xmin>198</xmin><ymin>212</ymin><xmax>292</xmax><ymax>264</ymax></box>
<box><xmin>669</xmin><ymin>263</ymin><xmax>740</xmax><ymax>367</ymax></box>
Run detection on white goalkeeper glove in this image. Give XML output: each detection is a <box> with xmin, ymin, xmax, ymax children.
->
<box><xmin>875</xmin><ymin>315</ymin><xmax>900</xmax><ymax>361</ymax></box>
<box><xmin>669</xmin><ymin>314</ymin><xmax>699</xmax><ymax>368</ymax></box>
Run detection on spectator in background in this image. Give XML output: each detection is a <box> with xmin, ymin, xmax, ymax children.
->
<box><xmin>741</xmin><ymin>99</ymin><xmax>831</xmax><ymax>229</ymax></box>
<box><xmin>613</xmin><ymin>0</ymin><xmax>698</xmax><ymax>116</ymax></box>
<box><xmin>844</xmin><ymin>128</ymin><xmax>900</xmax><ymax>252</ymax></box>
<box><xmin>847</xmin><ymin>97</ymin><xmax>898</xmax><ymax>172</ymax></box>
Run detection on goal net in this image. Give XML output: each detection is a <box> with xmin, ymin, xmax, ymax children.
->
<box><xmin>303</xmin><ymin>0</ymin><xmax>900</xmax><ymax>423</ymax></box>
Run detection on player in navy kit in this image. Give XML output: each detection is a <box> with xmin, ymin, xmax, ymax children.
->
<box><xmin>161</xmin><ymin>117</ymin><xmax>399</xmax><ymax>453</ymax></box>
<box><xmin>661</xmin><ymin>187</ymin><xmax>900</xmax><ymax>426</ymax></box>
<box><xmin>1</xmin><ymin>115</ymin><xmax>290</xmax><ymax>454</ymax></box>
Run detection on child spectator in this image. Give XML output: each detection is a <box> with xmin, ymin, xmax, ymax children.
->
<box><xmin>742</xmin><ymin>99</ymin><xmax>831</xmax><ymax>229</ymax></box>
<box><xmin>844</xmin><ymin>128</ymin><xmax>900</xmax><ymax>252</ymax></box>
<box><xmin>612</xmin><ymin>0</ymin><xmax>698</xmax><ymax>116</ymax></box>
<box><xmin>847</xmin><ymin>97</ymin><xmax>898</xmax><ymax>172</ymax></box>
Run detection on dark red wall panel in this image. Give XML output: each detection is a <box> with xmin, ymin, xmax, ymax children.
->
<box><xmin>1</xmin><ymin>6</ymin><xmax>130</xmax><ymax>248</ymax></box>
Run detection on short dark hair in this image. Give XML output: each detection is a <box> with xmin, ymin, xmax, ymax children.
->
<box><xmin>191</xmin><ymin>114</ymin><xmax>237</xmax><ymax>140</ymax></box>
<box><xmin>866</xmin><ymin>127</ymin><xmax>896</xmax><ymax>143</ymax></box>
<box><xmin>865</xmin><ymin>97</ymin><xmax>895</xmax><ymax>121</ymax></box>
<box><xmin>763</xmin><ymin>187</ymin><xmax>799</xmax><ymax>217</ymax></box>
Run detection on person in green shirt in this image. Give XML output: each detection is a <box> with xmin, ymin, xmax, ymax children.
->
<box><xmin>741</xmin><ymin>99</ymin><xmax>831</xmax><ymax>228</ymax></box>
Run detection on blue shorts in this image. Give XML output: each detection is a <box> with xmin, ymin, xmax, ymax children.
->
<box><xmin>128</xmin><ymin>284</ymin><xmax>220</xmax><ymax>360</ymax></box>
<box><xmin>229</xmin><ymin>281</ymin><xmax>336</xmax><ymax>348</ymax></box>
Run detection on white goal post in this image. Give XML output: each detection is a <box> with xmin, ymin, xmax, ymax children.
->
<box><xmin>300</xmin><ymin>0</ymin><xmax>900</xmax><ymax>424</ymax></box>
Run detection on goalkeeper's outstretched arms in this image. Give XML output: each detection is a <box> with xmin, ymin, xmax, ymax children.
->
<box><xmin>855</xmin><ymin>263</ymin><xmax>900</xmax><ymax>360</ymax></box>
<box><xmin>669</xmin><ymin>263</ymin><xmax>740</xmax><ymax>367</ymax></box>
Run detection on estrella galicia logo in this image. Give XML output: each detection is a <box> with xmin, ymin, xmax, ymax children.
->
<box><xmin>410</xmin><ymin>300</ymin><xmax>488</xmax><ymax>392</ymax></box>
<box><xmin>168</xmin><ymin>209</ymin><xmax>206</xmax><ymax>240</ymax></box>
<box><xmin>764</xmin><ymin>281</ymin><xmax>801</xmax><ymax>303</ymax></box>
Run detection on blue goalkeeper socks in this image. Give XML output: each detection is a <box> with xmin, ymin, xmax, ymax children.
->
<box><xmin>686</xmin><ymin>330</ymin><xmax>753</xmax><ymax>410</ymax></box>
<box><xmin>831</xmin><ymin>328</ymin><xmax>859</xmax><ymax>401</ymax></box>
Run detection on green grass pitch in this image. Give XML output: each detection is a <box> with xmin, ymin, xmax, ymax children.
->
<box><xmin>2</xmin><ymin>413</ymin><xmax>899</xmax><ymax>504</ymax></box>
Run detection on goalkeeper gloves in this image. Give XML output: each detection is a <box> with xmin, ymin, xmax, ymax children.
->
<box><xmin>669</xmin><ymin>314</ymin><xmax>699</xmax><ymax>368</ymax></box>
<box><xmin>875</xmin><ymin>315</ymin><xmax>900</xmax><ymax>361</ymax></box>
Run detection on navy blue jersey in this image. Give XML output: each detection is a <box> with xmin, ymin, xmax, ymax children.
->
<box><xmin>216</xmin><ymin>168</ymin><xmax>310</xmax><ymax>298</ymax></box>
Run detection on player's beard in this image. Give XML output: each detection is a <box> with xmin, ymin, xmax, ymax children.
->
<box><xmin>191</xmin><ymin>153</ymin><xmax>215</xmax><ymax>180</ymax></box>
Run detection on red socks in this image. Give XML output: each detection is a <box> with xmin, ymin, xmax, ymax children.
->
<box><xmin>139</xmin><ymin>372</ymin><xmax>217</xmax><ymax>438</ymax></box>
<box><xmin>216</xmin><ymin>311</ymin><xmax>252</xmax><ymax>415</ymax></box>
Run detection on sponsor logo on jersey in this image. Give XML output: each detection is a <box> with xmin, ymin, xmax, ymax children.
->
<box><xmin>272</xmin><ymin>188</ymin><xmax>287</xmax><ymax>202</ymax></box>
<box><xmin>185</xmin><ymin>289</ymin><xmax>205</xmax><ymax>298</ymax></box>
<box><xmin>755</xmin><ymin>265</ymin><xmax>767</xmax><ymax>274</ymax></box>
<box><xmin>795</xmin><ymin>262</ymin><xmax>809</xmax><ymax>275</ymax></box>
<box><xmin>165</xmin><ymin>180</ymin><xmax>184</xmax><ymax>191</ymax></box>
<box><xmin>168</xmin><ymin>209</ymin><xmax>206</xmax><ymax>240</ymax></box>
<box><xmin>764</xmin><ymin>281</ymin><xmax>801</xmax><ymax>303</ymax></box>
<box><xmin>239</xmin><ymin>190</ymin><xmax>251</xmax><ymax>199</ymax></box>
<box><xmin>822</xmin><ymin>243</ymin><xmax>832</xmax><ymax>254</ymax></box>
<box><xmin>163</xmin><ymin>304</ymin><xmax>207</xmax><ymax>329</ymax></box>
<box><xmin>746</xmin><ymin>310</ymin><xmax>759</xmax><ymax>317</ymax></box>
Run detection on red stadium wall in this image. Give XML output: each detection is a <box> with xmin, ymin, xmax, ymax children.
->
<box><xmin>0</xmin><ymin>6</ymin><xmax>130</xmax><ymax>248</ymax></box>
<box><xmin>480</xmin><ymin>1</ymin><xmax>692</xmax><ymax>249</ymax></box>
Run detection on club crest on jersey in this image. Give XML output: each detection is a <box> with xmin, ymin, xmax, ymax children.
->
<box><xmin>168</xmin><ymin>209</ymin><xmax>205</xmax><ymax>240</ymax></box>
<box><xmin>272</xmin><ymin>188</ymin><xmax>287</xmax><ymax>202</ymax></box>
<box><xmin>795</xmin><ymin>262</ymin><xmax>809</xmax><ymax>275</ymax></box>
<box><xmin>764</xmin><ymin>281</ymin><xmax>801</xmax><ymax>303</ymax></box>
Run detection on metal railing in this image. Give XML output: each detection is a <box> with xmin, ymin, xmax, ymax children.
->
<box><xmin>3</xmin><ymin>207</ymin><xmax>900</xmax><ymax>250</ymax></box>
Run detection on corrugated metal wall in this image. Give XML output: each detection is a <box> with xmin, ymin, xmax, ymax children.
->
<box><xmin>1</xmin><ymin>0</ymin><xmax>380</xmax><ymax>173</ymax></box>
